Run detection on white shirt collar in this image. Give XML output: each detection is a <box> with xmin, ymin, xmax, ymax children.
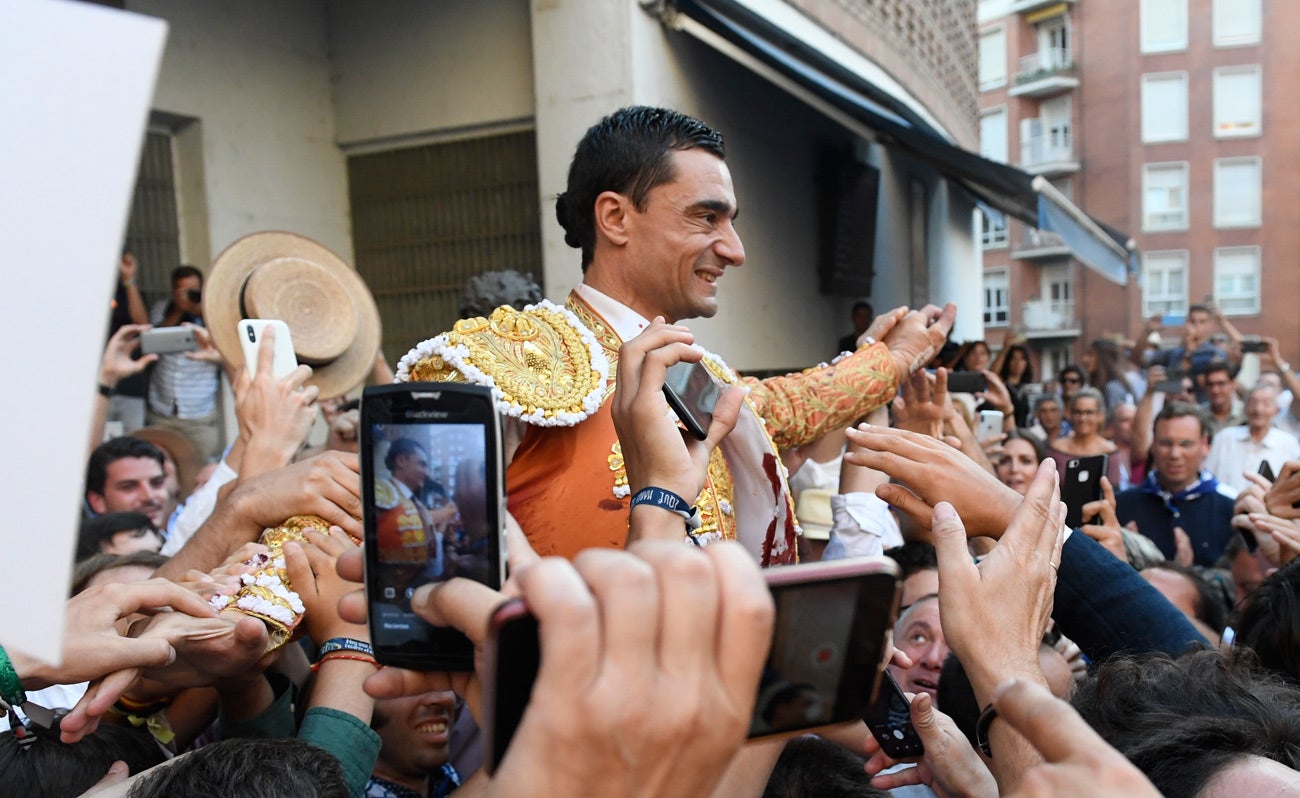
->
<box><xmin>391</xmin><ymin>476</ymin><xmax>415</xmax><ymax>500</ymax></box>
<box><xmin>574</xmin><ymin>283</ymin><xmax>652</xmax><ymax>343</ymax></box>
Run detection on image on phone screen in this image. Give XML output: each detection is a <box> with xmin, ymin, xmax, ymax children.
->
<box><xmin>362</xmin><ymin>384</ymin><xmax>503</xmax><ymax>670</ymax></box>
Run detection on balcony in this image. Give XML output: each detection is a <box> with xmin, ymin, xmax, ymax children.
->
<box><xmin>1012</xmin><ymin>229</ymin><xmax>1070</xmax><ymax>260</ymax></box>
<box><xmin>1019</xmin><ymin>130</ymin><xmax>1079</xmax><ymax>176</ymax></box>
<box><xmin>1022</xmin><ymin>298</ymin><xmax>1079</xmax><ymax>338</ymax></box>
<box><xmin>1009</xmin><ymin>48</ymin><xmax>1079</xmax><ymax>98</ymax></box>
<box><xmin>1009</xmin><ymin>0</ymin><xmax>1076</xmax><ymax>13</ymax></box>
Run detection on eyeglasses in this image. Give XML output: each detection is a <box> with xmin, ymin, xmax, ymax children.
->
<box><xmin>1062</xmin><ymin>377</ymin><xmax>1082</xmax><ymax>384</ymax></box>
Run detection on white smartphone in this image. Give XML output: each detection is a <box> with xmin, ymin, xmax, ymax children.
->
<box><xmin>238</xmin><ymin>319</ymin><xmax>298</xmax><ymax>381</ymax></box>
<box><xmin>978</xmin><ymin>409</ymin><xmax>1004</xmax><ymax>440</ymax></box>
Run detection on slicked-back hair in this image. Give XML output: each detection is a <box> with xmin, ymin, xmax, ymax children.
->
<box><xmin>384</xmin><ymin>437</ymin><xmax>426</xmax><ymax>474</ymax></box>
<box><xmin>555</xmin><ymin>106</ymin><xmax>726</xmax><ymax>271</ymax></box>
<box><xmin>85</xmin><ymin>436</ymin><xmax>165</xmax><ymax>497</ymax></box>
<box><xmin>1071</xmin><ymin>649</ymin><xmax>1300</xmax><ymax>797</ymax></box>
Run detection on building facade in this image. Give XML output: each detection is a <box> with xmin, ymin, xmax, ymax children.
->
<box><xmin>978</xmin><ymin>0</ymin><xmax>1299</xmax><ymax>378</ymax></box>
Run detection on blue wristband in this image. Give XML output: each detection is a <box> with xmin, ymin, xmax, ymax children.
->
<box><xmin>317</xmin><ymin>637</ymin><xmax>373</xmax><ymax>659</ymax></box>
<box><xmin>631</xmin><ymin>486</ymin><xmax>702</xmax><ymax>531</ymax></box>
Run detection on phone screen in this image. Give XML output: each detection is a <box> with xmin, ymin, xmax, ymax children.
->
<box><xmin>863</xmin><ymin>669</ymin><xmax>924</xmax><ymax>758</ymax></box>
<box><xmin>362</xmin><ymin>383</ymin><xmax>504</xmax><ymax>670</ymax></box>
<box><xmin>753</xmin><ymin>567</ymin><xmax>898</xmax><ymax>736</ymax></box>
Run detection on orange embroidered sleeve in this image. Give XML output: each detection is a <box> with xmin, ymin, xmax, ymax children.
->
<box><xmin>743</xmin><ymin>342</ymin><xmax>898</xmax><ymax>450</ymax></box>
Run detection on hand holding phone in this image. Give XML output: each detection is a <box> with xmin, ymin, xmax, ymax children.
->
<box><xmin>362</xmin><ymin>383</ymin><xmax>505</xmax><ymax>671</ymax></box>
<box><xmin>864</xmin><ymin>669</ymin><xmax>924</xmax><ymax>758</ymax></box>
<box><xmin>484</xmin><ymin>556</ymin><xmax>901</xmax><ymax>772</ymax></box>
<box><xmin>238</xmin><ymin>319</ymin><xmax>298</xmax><ymax>381</ymax></box>
<box><xmin>662</xmin><ymin>359</ymin><xmax>720</xmax><ymax>441</ymax></box>
<box><xmin>139</xmin><ymin>325</ymin><xmax>198</xmax><ymax>355</ymax></box>
<box><xmin>946</xmin><ymin>371</ymin><xmax>988</xmax><ymax>395</ymax></box>
<box><xmin>977</xmin><ymin>410</ymin><xmax>1004</xmax><ymax>441</ymax></box>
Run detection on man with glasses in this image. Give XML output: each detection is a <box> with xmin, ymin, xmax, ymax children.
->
<box><xmin>1058</xmin><ymin>365</ymin><xmax>1085</xmax><ymax>404</ymax></box>
<box><xmin>1206</xmin><ymin>384</ymin><xmax>1300</xmax><ymax>494</ymax></box>
<box><xmin>1115</xmin><ymin>402</ymin><xmax>1240</xmax><ymax>567</ymax></box>
<box><xmin>1200</xmin><ymin>360</ymin><xmax>1243</xmax><ymax>437</ymax></box>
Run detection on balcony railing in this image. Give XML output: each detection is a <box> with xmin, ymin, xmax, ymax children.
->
<box><xmin>1020</xmin><ymin>131</ymin><xmax>1074</xmax><ymax>170</ymax></box>
<box><xmin>1022</xmin><ymin>298</ymin><xmax>1076</xmax><ymax>332</ymax></box>
<box><xmin>1017</xmin><ymin>48</ymin><xmax>1074</xmax><ymax>83</ymax></box>
<box><xmin>1020</xmin><ymin>229</ymin><xmax>1066</xmax><ymax>251</ymax></box>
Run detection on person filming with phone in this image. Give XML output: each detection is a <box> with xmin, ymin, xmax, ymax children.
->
<box><xmin>145</xmin><ymin>265</ymin><xmax>223</xmax><ymax>460</ymax></box>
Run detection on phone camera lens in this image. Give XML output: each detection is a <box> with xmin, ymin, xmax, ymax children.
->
<box><xmin>246</xmin><ymin>326</ymin><xmax>255</xmax><ymax>343</ymax></box>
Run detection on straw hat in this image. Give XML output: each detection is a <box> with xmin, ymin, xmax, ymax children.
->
<box><xmin>130</xmin><ymin>426</ymin><xmax>202</xmax><ymax>499</ymax></box>
<box><xmin>206</xmin><ymin>232</ymin><xmax>381</xmax><ymax>399</ymax></box>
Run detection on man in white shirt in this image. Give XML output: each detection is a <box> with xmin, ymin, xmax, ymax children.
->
<box><xmin>1206</xmin><ymin>384</ymin><xmax>1300</xmax><ymax>493</ymax></box>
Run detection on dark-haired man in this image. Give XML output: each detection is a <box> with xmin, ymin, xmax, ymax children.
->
<box><xmin>836</xmin><ymin>300</ymin><xmax>874</xmax><ymax>355</ymax></box>
<box><xmin>1115</xmin><ymin>402</ymin><xmax>1239</xmax><ymax>566</ymax></box>
<box><xmin>85</xmin><ymin>436</ymin><xmax>169</xmax><ymax>528</ymax></box>
<box><xmin>1200</xmin><ymin>360</ymin><xmax>1243</xmax><ymax>437</ymax></box>
<box><xmin>397</xmin><ymin>106</ymin><xmax>952</xmax><ymax>565</ymax></box>
<box><xmin>367</xmin><ymin>690</ymin><xmax>461</xmax><ymax>798</ymax></box>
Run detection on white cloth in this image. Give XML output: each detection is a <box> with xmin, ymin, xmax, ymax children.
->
<box><xmin>1205</xmin><ymin>425</ymin><xmax>1300</xmax><ymax>493</ymax></box>
<box><xmin>161</xmin><ymin>459</ymin><xmax>238</xmax><ymax>556</ymax></box>
<box><xmin>822</xmin><ymin>492</ymin><xmax>902</xmax><ymax>559</ymax></box>
<box><xmin>788</xmin><ymin>452</ymin><xmax>843</xmax><ymax>497</ymax></box>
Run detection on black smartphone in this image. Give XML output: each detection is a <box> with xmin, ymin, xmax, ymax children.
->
<box><xmin>945</xmin><ymin>371</ymin><xmax>988</xmax><ymax>394</ymax></box>
<box><xmin>482</xmin><ymin>557</ymin><xmax>901</xmax><ymax>773</ymax></box>
<box><xmin>1062</xmin><ymin>455</ymin><xmax>1108</xmax><ymax>529</ymax></box>
<box><xmin>361</xmin><ymin>382</ymin><xmax>505</xmax><ymax>671</ymax></box>
<box><xmin>1260</xmin><ymin>460</ymin><xmax>1277</xmax><ymax>483</ymax></box>
<box><xmin>1241</xmin><ymin>337</ymin><xmax>1268</xmax><ymax>354</ymax></box>
<box><xmin>864</xmin><ymin>668</ymin><xmax>924</xmax><ymax>758</ymax></box>
<box><xmin>663</xmin><ymin>360</ymin><xmax>720</xmax><ymax>441</ymax></box>
<box><xmin>1154</xmin><ymin>369</ymin><xmax>1187</xmax><ymax>395</ymax></box>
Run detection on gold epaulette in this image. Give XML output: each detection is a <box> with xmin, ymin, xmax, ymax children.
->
<box><xmin>373</xmin><ymin>478</ymin><xmax>400</xmax><ymax>511</ymax></box>
<box><xmin>395</xmin><ymin>300</ymin><xmax>610</xmax><ymax>427</ymax></box>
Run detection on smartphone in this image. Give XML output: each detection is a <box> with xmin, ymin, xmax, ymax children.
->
<box><xmin>663</xmin><ymin>359</ymin><xmax>721</xmax><ymax>441</ymax></box>
<box><xmin>1260</xmin><ymin>460</ymin><xmax>1277</xmax><ymax>483</ymax></box>
<box><xmin>1241</xmin><ymin>337</ymin><xmax>1268</xmax><ymax>354</ymax></box>
<box><xmin>1062</xmin><ymin>454</ymin><xmax>1108</xmax><ymax>529</ymax></box>
<box><xmin>139</xmin><ymin>326</ymin><xmax>197</xmax><ymax>355</ymax></box>
<box><xmin>946</xmin><ymin>371</ymin><xmax>988</xmax><ymax>394</ymax></box>
<box><xmin>864</xmin><ymin>668</ymin><xmax>924</xmax><ymax>758</ymax></box>
<box><xmin>1154</xmin><ymin>369</ymin><xmax>1187</xmax><ymax>396</ymax></box>
<box><xmin>482</xmin><ymin>557</ymin><xmax>901</xmax><ymax>773</ymax></box>
<box><xmin>238</xmin><ymin>319</ymin><xmax>298</xmax><ymax>381</ymax></box>
<box><xmin>977</xmin><ymin>410</ymin><xmax>1004</xmax><ymax>440</ymax></box>
<box><xmin>361</xmin><ymin>382</ymin><xmax>505</xmax><ymax>671</ymax></box>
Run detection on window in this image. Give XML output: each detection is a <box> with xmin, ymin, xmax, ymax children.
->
<box><xmin>1142</xmin><ymin>251</ymin><xmax>1188</xmax><ymax>318</ymax></box>
<box><xmin>1141</xmin><ymin>0</ymin><xmax>1187</xmax><ymax>53</ymax></box>
<box><xmin>1037</xmin><ymin>17</ymin><xmax>1070</xmax><ymax>68</ymax></box>
<box><xmin>1214</xmin><ymin>0</ymin><xmax>1261</xmax><ymax>46</ymax></box>
<box><xmin>1041</xmin><ymin>262</ymin><xmax>1074</xmax><ymax>323</ymax></box>
<box><xmin>1214</xmin><ymin>66</ymin><xmax>1262</xmax><ymax>137</ymax></box>
<box><xmin>984</xmin><ymin>268</ymin><xmax>1010</xmax><ymax>327</ymax></box>
<box><xmin>982</xmin><ymin>209</ymin><xmax>1008</xmax><ymax>249</ymax></box>
<box><xmin>980</xmin><ymin>107</ymin><xmax>1008</xmax><ymax>163</ymax></box>
<box><xmin>124</xmin><ymin>130</ymin><xmax>182</xmax><ymax>301</ymax></box>
<box><xmin>1214</xmin><ymin>247</ymin><xmax>1261</xmax><ymax>315</ymax></box>
<box><xmin>979</xmin><ymin>28</ymin><xmax>1007</xmax><ymax>91</ymax></box>
<box><xmin>1142</xmin><ymin>162</ymin><xmax>1189</xmax><ymax>231</ymax></box>
<box><xmin>1214</xmin><ymin>157</ymin><xmax>1262</xmax><ymax>228</ymax></box>
<box><xmin>348</xmin><ymin>130</ymin><xmax>544</xmax><ymax>359</ymax></box>
<box><xmin>1141</xmin><ymin>73</ymin><xmax>1188</xmax><ymax>142</ymax></box>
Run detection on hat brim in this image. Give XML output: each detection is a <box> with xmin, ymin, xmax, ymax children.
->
<box><xmin>130</xmin><ymin>426</ymin><xmax>202</xmax><ymax>498</ymax></box>
<box><xmin>206</xmin><ymin>231</ymin><xmax>382</xmax><ymax>399</ymax></box>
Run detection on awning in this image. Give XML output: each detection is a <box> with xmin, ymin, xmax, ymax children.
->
<box><xmin>654</xmin><ymin>0</ymin><xmax>1136</xmax><ymax>285</ymax></box>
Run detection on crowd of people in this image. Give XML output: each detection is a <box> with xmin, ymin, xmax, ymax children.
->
<box><xmin>5</xmin><ymin>106</ymin><xmax>1300</xmax><ymax>797</ymax></box>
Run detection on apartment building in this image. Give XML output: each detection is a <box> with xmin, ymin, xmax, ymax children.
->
<box><xmin>978</xmin><ymin>0</ymin><xmax>1300</xmax><ymax>378</ymax></box>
